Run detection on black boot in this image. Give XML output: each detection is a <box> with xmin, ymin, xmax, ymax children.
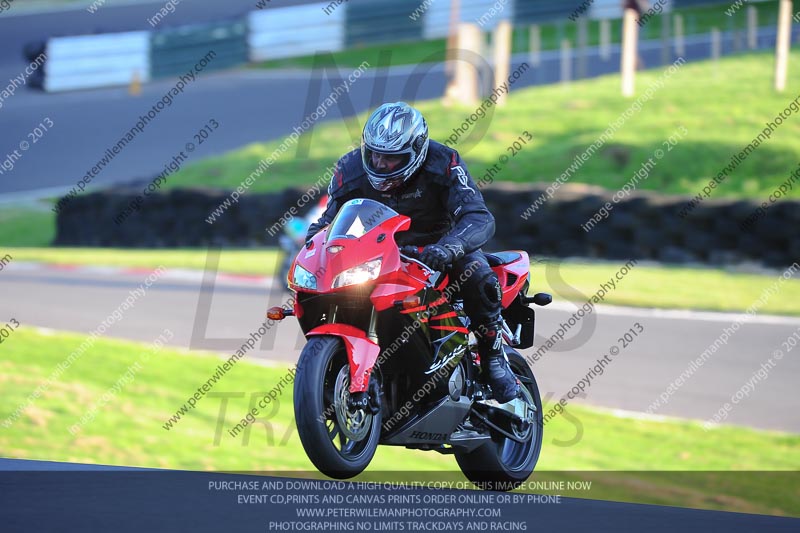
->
<box><xmin>475</xmin><ymin>320</ymin><xmax>519</xmax><ymax>403</ymax></box>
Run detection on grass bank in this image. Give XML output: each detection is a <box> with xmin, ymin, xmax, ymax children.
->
<box><xmin>0</xmin><ymin>207</ymin><xmax>55</xmax><ymax>248</ymax></box>
<box><xmin>166</xmin><ymin>50</ymin><xmax>800</xmax><ymax>200</ymax></box>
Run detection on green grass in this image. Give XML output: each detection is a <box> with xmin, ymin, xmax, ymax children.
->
<box><xmin>3</xmin><ymin>247</ymin><xmax>282</xmax><ymax>274</ymax></box>
<box><xmin>536</xmin><ymin>259</ymin><xmax>800</xmax><ymax>316</ymax></box>
<box><xmin>254</xmin><ymin>2</ymin><xmax>780</xmax><ymax>69</ymax></box>
<box><xmin>0</xmin><ymin>207</ymin><xmax>55</xmax><ymax>247</ymax></box>
<box><xmin>166</xmin><ymin>49</ymin><xmax>800</xmax><ymax>201</ymax></box>
<box><xmin>6</xmin><ymin>248</ymin><xmax>800</xmax><ymax>316</ymax></box>
<box><xmin>0</xmin><ymin>328</ymin><xmax>797</xmax><ymax>515</ymax></box>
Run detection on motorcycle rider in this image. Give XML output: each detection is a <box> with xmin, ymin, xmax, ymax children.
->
<box><xmin>306</xmin><ymin>102</ymin><xmax>519</xmax><ymax>403</ymax></box>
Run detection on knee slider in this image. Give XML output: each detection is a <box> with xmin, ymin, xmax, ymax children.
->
<box><xmin>479</xmin><ymin>271</ymin><xmax>502</xmax><ymax>308</ymax></box>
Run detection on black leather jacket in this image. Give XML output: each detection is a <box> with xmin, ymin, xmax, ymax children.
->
<box><xmin>306</xmin><ymin>141</ymin><xmax>495</xmax><ymax>252</ymax></box>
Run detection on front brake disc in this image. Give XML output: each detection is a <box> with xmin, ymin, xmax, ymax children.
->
<box><xmin>333</xmin><ymin>366</ymin><xmax>372</xmax><ymax>441</ymax></box>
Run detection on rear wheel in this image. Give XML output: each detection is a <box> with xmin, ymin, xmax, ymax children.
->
<box><xmin>294</xmin><ymin>336</ymin><xmax>381</xmax><ymax>479</ymax></box>
<box><xmin>455</xmin><ymin>349</ymin><xmax>543</xmax><ymax>491</ymax></box>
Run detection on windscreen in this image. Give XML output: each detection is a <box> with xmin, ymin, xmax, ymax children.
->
<box><xmin>327</xmin><ymin>199</ymin><xmax>398</xmax><ymax>239</ymax></box>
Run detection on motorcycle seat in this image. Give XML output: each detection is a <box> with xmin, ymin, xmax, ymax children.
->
<box><xmin>484</xmin><ymin>251</ymin><xmax>522</xmax><ymax>267</ymax></box>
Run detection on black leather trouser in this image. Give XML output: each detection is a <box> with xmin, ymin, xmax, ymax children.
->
<box><xmin>448</xmin><ymin>250</ymin><xmax>502</xmax><ymax>327</ymax></box>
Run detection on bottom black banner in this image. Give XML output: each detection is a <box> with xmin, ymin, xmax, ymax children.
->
<box><xmin>0</xmin><ymin>459</ymin><xmax>797</xmax><ymax>532</ymax></box>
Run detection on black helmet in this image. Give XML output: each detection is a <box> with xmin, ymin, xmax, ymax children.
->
<box><xmin>361</xmin><ymin>102</ymin><xmax>429</xmax><ymax>191</ymax></box>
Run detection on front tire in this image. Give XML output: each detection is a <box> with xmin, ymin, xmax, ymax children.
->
<box><xmin>294</xmin><ymin>335</ymin><xmax>381</xmax><ymax>479</ymax></box>
<box><xmin>455</xmin><ymin>349</ymin><xmax>543</xmax><ymax>491</ymax></box>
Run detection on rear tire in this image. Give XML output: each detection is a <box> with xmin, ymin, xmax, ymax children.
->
<box><xmin>455</xmin><ymin>349</ymin><xmax>543</xmax><ymax>491</ymax></box>
<box><xmin>294</xmin><ymin>336</ymin><xmax>381</xmax><ymax>479</ymax></box>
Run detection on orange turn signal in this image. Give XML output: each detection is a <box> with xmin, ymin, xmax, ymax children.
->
<box><xmin>402</xmin><ymin>296</ymin><xmax>422</xmax><ymax>309</ymax></box>
<box><xmin>267</xmin><ymin>307</ymin><xmax>292</xmax><ymax>320</ymax></box>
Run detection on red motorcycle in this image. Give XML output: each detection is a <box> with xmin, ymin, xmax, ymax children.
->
<box><xmin>269</xmin><ymin>199</ymin><xmax>551</xmax><ymax>489</ymax></box>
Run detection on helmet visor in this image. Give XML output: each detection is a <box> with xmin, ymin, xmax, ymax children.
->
<box><xmin>362</xmin><ymin>147</ymin><xmax>412</xmax><ymax>178</ymax></box>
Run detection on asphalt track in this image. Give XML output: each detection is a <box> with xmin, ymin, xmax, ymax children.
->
<box><xmin>2</xmin><ymin>261</ymin><xmax>798</xmax><ymax>432</ymax></box>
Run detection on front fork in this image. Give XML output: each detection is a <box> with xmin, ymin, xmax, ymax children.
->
<box><xmin>307</xmin><ymin>305</ymin><xmax>381</xmax><ymax>395</ymax></box>
<box><xmin>330</xmin><ymin>303</ymin><xmax>378</xmax><ymax>343</ymax></box>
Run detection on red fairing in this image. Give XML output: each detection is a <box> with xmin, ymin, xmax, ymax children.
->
<box><xmin>493</xmin><ymin>251</ymin><xmax>531</xmax><ymax>309</ymax></box>
<box><xmin>290</xmin><ymin>214</ymin><xmax>413</xmax><ymax>294</ymax></box>
<box><xmin>369</xmin><ymin>261</ymin><xmax>431</xmax><ymax>311</ymax></box>
<box><xmin>370</xmin><ymin>281</ymin><xmax>419</xmax><ymax>311</ymax></box>
<box><xmin>307</xmin><ymin>324</ymin><xmax>380</xmax><ymax>393</ymax></box>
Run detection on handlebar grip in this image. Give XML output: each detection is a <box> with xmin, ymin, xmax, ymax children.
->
<box><xmin>399</xmin><ymin>245</ymin><xmax>424</xmax><ymax>258</ymax></box>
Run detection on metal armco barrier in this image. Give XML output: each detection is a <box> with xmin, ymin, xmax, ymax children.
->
<box><xmin>248</xmin><ymin>2</ymin><xmax>345</xmax><ymax>62</ymax></box>
<box><xmin>423</xmin><ymin>0</ymin><xmax>513</xmax><ymax>39</ymax></box>
<box><xmin>512</xmin><ymin>0</ymin><xmax>585</xmax><ymax>24</ymax></box>
<box><xmin>44</xmin><ymin>31</ymin><xmax>150</xmax><ymax>92</ymax></box>
<box><xmin>589</xmin><ymin>0</ymin><xmax>673</xmax><ymax>20</ymax></box>
<box><xmin>38</xmin><ymin>0</ymin><xmax>758</xmax><ymax>92</ymax></box>
<box><xmin>151</xmin><ymin>20</ymin><xmax>248</xmax><ymax>78</ymax></box>
<box><xmin>345</xmin><ymin>0</ymin><xmax>424</xmax><ymax>47</ymax></box>
<box><xmin>673</xmin><ymin>0</ymin><xmax>730</xmax><ymax>7</ymax></box>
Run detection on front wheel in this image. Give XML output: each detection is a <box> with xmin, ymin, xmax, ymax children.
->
<box><xmin>294</xmin><ymin>335</ymin><xmax>381</xmax><ymax>479</ymax></box>
<box><xmin>455</xmin><ymin>349</ymin><xmax>543</xmax><ymax>491</ymax></box>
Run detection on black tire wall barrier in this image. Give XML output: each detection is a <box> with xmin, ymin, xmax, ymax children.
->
<box><xmin>54</xmin><ymin>183</ymin><xmax>800</xmax><ymax>267</ymax></box>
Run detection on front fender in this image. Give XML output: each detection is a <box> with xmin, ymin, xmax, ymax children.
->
<box><xmin>307</xmin><ymin>324</ymin><xmax>380</xmax><ymax>393</ymax></box>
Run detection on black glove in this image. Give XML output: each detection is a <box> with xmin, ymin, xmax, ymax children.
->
<box><xmin>400</xmin><ymin>245</ymin><xmax>421</xmax><ymax>258</ymax></box>
<box><xmin>419</xmin><ymin>238</ymin><xmax>465</xmax><ymax>271</ymax></box>
<box><xmin>418</xmin><ymin>244</ymin><xmax>451</xmax><ymax>271</ymax></box>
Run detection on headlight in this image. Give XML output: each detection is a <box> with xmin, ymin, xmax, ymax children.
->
<box><xmin>292</xmin><ymin>264</ymin><xmax>317</xmax><ymax>290</ymax></box>
<box><xmin>332</xmin><ymin>259</ymin><xmax>382</xmax><ymax>289</ymax></box>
